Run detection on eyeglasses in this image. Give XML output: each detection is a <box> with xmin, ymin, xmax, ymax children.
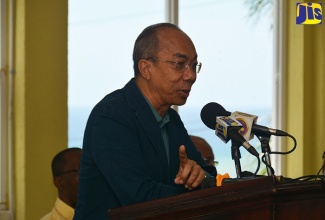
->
<box><xmin>148</xmin><ymin>58</ymin><xmax>202</xmax><ymax>74</ymax></box>
<box><xmin>203</xmin><ymin>158</ymin><xmax>219</xmax><ymax>167</ymax></box>
<box><xmin>59</xmin><ymin>169</ymin><xmax>79</xmax><ymax>176</ymax></box>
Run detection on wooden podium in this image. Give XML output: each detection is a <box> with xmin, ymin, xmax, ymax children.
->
<box><xmin>108</xmin><ymin>176</ymin><xmax>325</xmax><ymax>219</ymax></box>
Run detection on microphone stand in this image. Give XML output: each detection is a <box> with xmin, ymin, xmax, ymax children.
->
<box><xmin>256</xmin><ymin>134</ymin><xmax>273</xmax><ymax>176</ymax></box>
<box><xmin>231</xmin><ymin>139</ymin><xmax>242</xmax><ymax>178</ymax></box>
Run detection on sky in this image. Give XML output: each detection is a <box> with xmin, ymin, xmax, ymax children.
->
<box><xmin>68</xmin><ymin>0</ymin><xmax>273</xmax><ymax>177</ymax></box>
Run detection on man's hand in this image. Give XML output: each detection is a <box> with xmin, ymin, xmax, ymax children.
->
<box><xmin>174</xmin><ymin>145</ymin><xmax>206</xmax><ymax>189</ymax></box>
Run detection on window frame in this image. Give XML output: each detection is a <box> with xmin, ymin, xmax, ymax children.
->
<box><xmin>272</xmin><ymin>0</ymin><xmax>286</xmax><ymax>176</ymax></box>
<box><xmin>1</xmin><ymin>0</ymin><xmax>13</xmax><ymax>218</ymax></box>
<box><xmin>0</xmin><ymin>0</ymin><xmax>8</xmax><ymax>212</ymax></box>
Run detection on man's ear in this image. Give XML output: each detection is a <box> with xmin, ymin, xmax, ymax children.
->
<box><xmin>138</xmin><ymin>59</ymin><xmax>151</xmax><ymax>80</ymax></box>
<box><xmin>53</xmin><ymin>176</ymin><xmax>63</xmax><ymax>190</ymax></box>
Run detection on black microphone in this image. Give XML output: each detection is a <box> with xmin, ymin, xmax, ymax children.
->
<box><xmin>200</xmin><ymin>102</ymin><xmax>289</xmax><ymax>140</ymax></box>
<box><xmin>200</xmin><ymin>102</ymin><xmax>229</xmax><ymax>130</ymax></box>
<box><xmin>216</xmin><ymin>116</ymin><xmax>259</xmax><ymax>157</ymax></box>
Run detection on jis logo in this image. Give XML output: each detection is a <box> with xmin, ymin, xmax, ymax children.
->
<box><xmin>296</xmin><ymin>2</ymin><xmax>322</xmax><ymax>25</ymax></box>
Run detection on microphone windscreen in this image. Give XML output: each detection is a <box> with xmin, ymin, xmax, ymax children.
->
<box><xmin>200</xmin><ymin>102</ymin><xmax>230</xmax><ymax>130</ymax></box>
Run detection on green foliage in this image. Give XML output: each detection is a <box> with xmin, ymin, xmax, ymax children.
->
<box><xmin>244</xmin><ymin>0</ymin><xmax>273</xmax><ymax>29</ymax></box>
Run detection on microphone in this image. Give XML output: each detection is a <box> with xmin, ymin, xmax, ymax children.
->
<box><xmin>231</xmin><ymin>111</ymin><xmax>288</xmax><ymax>139</ymax></box>
<box><xmin>201</xmin><ymin>103</ymin><xmax>261</xmax><ymax>178</ymax></box>
<box><xmin>231</xmin><ymin>111</ymin><xmax>258</xmax><ymax>141</ymax></box>
<box><xmin>201</xmin><ymin>102</ymin><xmax>289</xmax><ymax>140</ymax></box>
<box><xmin>216</xmin><ymin>116</ymin><xmax>259</xmax><ymax>157</ymax></box>
<box><xmin>200</xmin><ymin>102</ymin><xmax>228</xmax><ymax>130</ymax></box>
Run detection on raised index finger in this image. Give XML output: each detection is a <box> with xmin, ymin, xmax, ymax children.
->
<box><xmin>179</xmin><ymin>145</ymin><xmax>188</xmax><ymax>167</ymax></box>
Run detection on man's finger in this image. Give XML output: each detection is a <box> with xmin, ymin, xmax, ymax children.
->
<box><xmin>179</xmin><ymin>145</ymin><xmax>188</xmax><ymax>166</ymax></box>
<box><xmin>185</xmin><ymin>167</ymin><xmax>206</xmax><ymax>189</ymax></box>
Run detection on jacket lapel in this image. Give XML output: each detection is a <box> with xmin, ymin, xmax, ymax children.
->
<box><xmin>166</xmin><ymin>115</ymin><xmax>181</xmax><ymax>179</ymax></box>
<box><xmin>123</xmin><ymin>79</ymin><xmax>170</xmax><ymax>173</ymax></box>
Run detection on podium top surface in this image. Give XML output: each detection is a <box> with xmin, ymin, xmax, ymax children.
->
<box><xmin>108</xmin><ymin>176</ymin><xmax>325</xmax><ymax>219</ymax></box>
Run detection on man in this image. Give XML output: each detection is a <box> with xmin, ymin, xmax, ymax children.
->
<box><xmin>74</xmin><ymin>23</ymin><xmax>212</xmax><ymax>220</ymax></box>
<box><xmin>190</xmin><ymin>135</ymin><xmax>218</xmax><ymax>167</ymax></box>
<box><xmin>41</xmin><ymin>147</ymin><xmax>81</xmax><ymax>220</ymax></box>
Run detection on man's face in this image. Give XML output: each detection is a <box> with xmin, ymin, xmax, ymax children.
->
<box><xmin>190</xmin><ymin>136</ymin><xmax>215</xmax><ymax>166</ymax></box>
<box><xmin>148</xmin><ymin>28</ymin><xmax>198</xmax><ymax>107</ymax></box>
<box><xmin>59</xmin><ymin>150</ymin><xmax>81</xmax><ymax>207</ymax></box>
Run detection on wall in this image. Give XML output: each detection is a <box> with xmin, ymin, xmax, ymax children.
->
<box><xmin>285</xmin><ymin>0</ymin><xmax>325</xmax><ymax>177</ymax></box>
<box><xmin>14</xmin><ymin>0</ymin><xmax>68</xmax><ymax>219</ymax></box>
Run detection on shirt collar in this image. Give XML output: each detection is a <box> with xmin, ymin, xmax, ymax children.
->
<box><xmin>55</xmin><ymin>197</ymin><xmax>75</xmax><ymax>219</ymax></box>
<box><xmin>143</xmin><ymin>96</ymin><xmax>170</xmax><ymax>128</ymax></box>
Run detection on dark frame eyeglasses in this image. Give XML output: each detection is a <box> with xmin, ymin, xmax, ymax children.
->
<box><xmin>148</xmin><ymin>58</ymin><xmax>202</xmax><ymax>74</ymax></box>
<box><xmin>203</xmin><ymin>158</ymin><xmax>218</xmax><ymax>167</ymax></box>
<box><xmin>58</xmin><ymin>169</ymin><xmax>79</xmax><ymax>176</ymax></box>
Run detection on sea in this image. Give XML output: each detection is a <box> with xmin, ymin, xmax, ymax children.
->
<box><xmin>68</xmin><ymin>105</ymin><xmax>272</xmax><ymax>177</ymax></box>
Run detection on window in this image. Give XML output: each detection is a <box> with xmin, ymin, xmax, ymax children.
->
<box><xmin>178</xmin><ymin>0</ymin><xmax>273</xmax><ymax>176</ymax></box>
<box><xmin>68</xmin><ymin>0</ymin><xmax>164</xmax><ymax>147</ymax></box>
<box><xmin>68</xmin><ymin>0</ymin><xmax>274</xmax><ymax>177</ymax></box>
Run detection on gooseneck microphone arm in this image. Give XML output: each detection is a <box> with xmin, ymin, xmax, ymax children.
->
<box><xmin>231</xmin><ymin>139</ymin><xmax>242</xmax><ymax>178</ymax></box>
<box><xmin>256</xmin><ymin>134</ymin><xmax>274</xmax><ymax>176</ymax></box>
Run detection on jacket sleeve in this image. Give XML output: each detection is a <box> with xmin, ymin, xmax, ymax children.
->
<box><xmin>91</xmin><ymin>104</ymin><xmax>187</xmax><ymax>206</ymax></box>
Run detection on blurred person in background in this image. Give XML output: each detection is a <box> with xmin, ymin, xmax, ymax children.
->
<box><xmin>41</xmin><ymin>148</ymin><xmax>81</xmax><ymax>220</ymax></box>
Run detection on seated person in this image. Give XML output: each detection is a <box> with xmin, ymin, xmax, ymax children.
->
<box><xmin>40</xmin><ymin>147</ymin><xmax>81</xmax><ymax>220</ymax></box>
<box><xmin>190</xmin><ymin>135</ymin><xmax>217</xmax><ymax>176</ymax></box>
<box><xmin>190</xmin><ymin>135</ymin><xmax>217</xmax><ymax>167</ymax></box>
